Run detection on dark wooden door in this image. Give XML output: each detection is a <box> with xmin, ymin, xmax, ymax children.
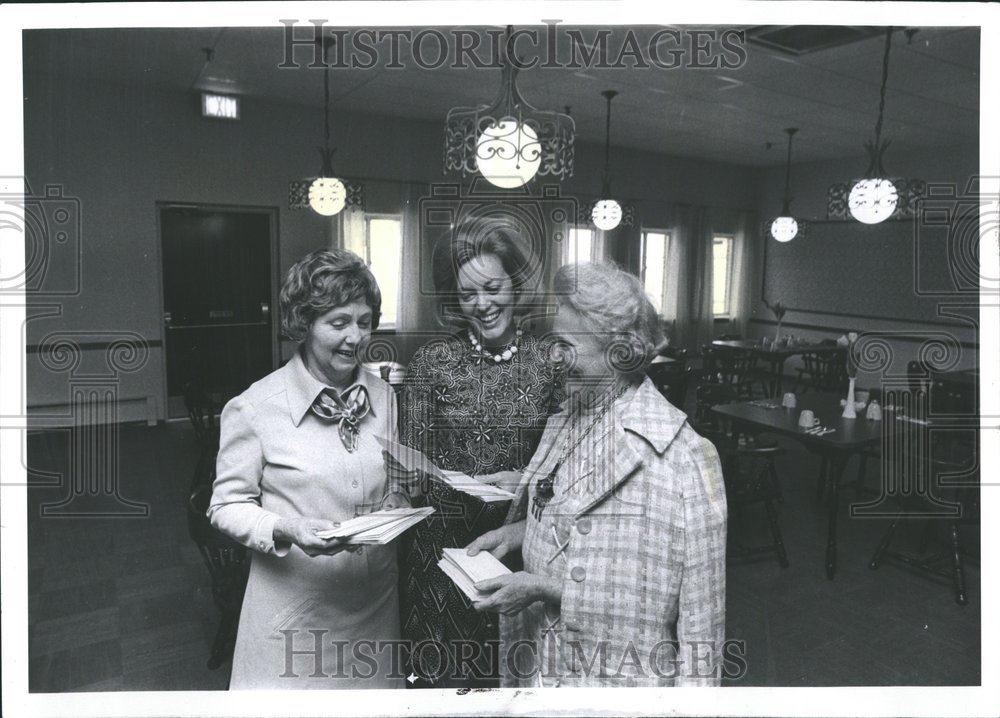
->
<box><xmin>160</xmin><ymin>205</ymin><xmax>276</xmax><ymax>415</ymax></box>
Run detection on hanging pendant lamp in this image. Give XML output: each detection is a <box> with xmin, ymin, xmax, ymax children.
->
<box><xmin>444</xmin><ymin>26</ymin><xmax>575</xmax><ymax>188</ymax></box>
<box><xmin>848</xmin><ymin>28</ymin><xmax>898</xmax><ymax>225</ymax></box>
<box><xmin>591</xmin><ymin>90</ymin><xmax>622</xmax><ymax>232</ymax></box>
<box><xmin>308</xmin><ymin>40</ymin><xmax>346</xmax><ymax>217</ymax></box>
<box><xmin>770</xmin><ymin>127</ymin><xmax>799</xmax><ymax>242</ymax></box>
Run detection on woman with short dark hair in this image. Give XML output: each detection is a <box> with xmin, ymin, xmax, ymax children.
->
<box><xmin>209</xmin><ymin>248</ymin><xmax>408</xmax><ymax>689</ymax></box>
<box><xmin>392</xmin><ymin>220</ymin><xmax>563</xmax><ymax>687</ymax></box>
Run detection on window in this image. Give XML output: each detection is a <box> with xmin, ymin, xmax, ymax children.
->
<box><xmin>712</xmin><ymin>234</ymin><xmax>734</xmax><ymax>317</ymax></box>
<box><xmin>640</xmin><ymin>229</ymin><xmax>670</xmax><ymax>315</ymax></box>
<box><xmin>563</xmin><ymin>226</ymin><xmax>595</xmax><ymax>265</ymax></box>
<box><xmin>346</xmin><ymin>213</ymin><xmax>402</xmax><ymax>329</ymax></box>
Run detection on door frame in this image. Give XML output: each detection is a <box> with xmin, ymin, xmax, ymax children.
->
<box><xmin>154</xmin><ymin>201</ymin><xmax>281</xmax><ymax>421</ymax></box>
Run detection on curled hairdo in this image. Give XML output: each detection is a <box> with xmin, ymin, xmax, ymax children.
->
<box><xmin>280</xmin><ymin>249</ymin><xmax>381</xmax><ymax>341</ymax></box>
<box><xmin>553</xmin><ymin>261</ymin><xmax>664</xmax><ymax>373</ymax></box>
<box><xmin>432</xmin><ymin>221</ymin><xmax>535</xmax><ymax>325</ymax></box>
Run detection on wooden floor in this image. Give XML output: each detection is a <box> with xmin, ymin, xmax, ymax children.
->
<box><xmin>24</xmin><ymin>420</ymin><xmax>980</xmax><ymax>691</ymax></box>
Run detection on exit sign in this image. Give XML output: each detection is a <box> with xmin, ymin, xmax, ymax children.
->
<box><xmin>201</xmin><ymin>93</ymin><xmax>240</xmax><ymax>120</ymax></box>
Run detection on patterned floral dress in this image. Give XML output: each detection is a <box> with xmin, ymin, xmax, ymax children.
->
<box><xmin>396</xmin><ymin>332</ymin><xmax>562</xmax><ymax>687</ymax></box>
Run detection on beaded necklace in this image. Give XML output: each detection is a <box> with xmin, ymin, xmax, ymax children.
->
<box><xmin>468</xmin><ymin>328</ymin><xmax>522</xmax><ymax>363</ymax></box>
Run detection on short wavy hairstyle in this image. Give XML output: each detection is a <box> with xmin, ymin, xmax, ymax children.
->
<box><xmin>553</xmin><ymin>261</ymin><xmax>663</xmax><ymax>374</ymax></box>
<box><xmin>432</xmin><ymin>221</ymin><xmax>537</xmax><ymax>326</ymax></box>
<box><xmin>279</xmin><ymin>249</ymin><xmax>382</xmax><ymax>341</ymax></box>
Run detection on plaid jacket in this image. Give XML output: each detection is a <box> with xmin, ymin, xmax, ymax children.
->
<box><xmin>500</xmin><ymin>377</ymin><xmax>727</xmax><ymax>687</ymax></box>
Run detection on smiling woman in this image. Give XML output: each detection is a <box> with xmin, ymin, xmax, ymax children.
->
<box><xmin>391</xmin><ymin>222</ymin><xmax>564</xmax><ymax>687</ymax></box>
<box><xmin>207</xmin><ymin>249</ymin><xmax>409</xmax><ymax>689</ymax></box>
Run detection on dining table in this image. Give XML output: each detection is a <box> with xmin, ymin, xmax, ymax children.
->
<box><xmin>710</xmin><ymin>339</ymin><xmax>843</xmax><ymax>397</ymax></box>
<box><xmin>711</xmin><ymin>391</ymin><xmax>886</xmax><ymax>580</ymax></box>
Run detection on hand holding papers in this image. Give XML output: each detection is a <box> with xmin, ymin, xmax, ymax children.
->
<box><xmin>377</xmin><ymin>436</ymin><xmax>516</xmax><ymax>502</ymax></box>
<box><xmin>437</xmin><ymin>547</ymin><xmax>511</xmax><ymax>603</ymax></box>
<box><xmin>313</xmin><ymin>506</ymin><xmax>434</xmax><ymax>544</ymax></box>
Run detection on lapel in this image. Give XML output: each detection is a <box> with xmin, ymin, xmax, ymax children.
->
<box><xmin>572</xmin><ymin>434</ymin><xmax>643</xmax><ymax>518</ymax></box>
<box><xmin>572</xmin><ymin>377</ymin><xmax>688</xmax><ymax>519</ymax></box>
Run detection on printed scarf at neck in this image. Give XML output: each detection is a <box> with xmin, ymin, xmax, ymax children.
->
<box><xmin>310</xmin><ymin>385</ymin><xmax>370</xmax><ymax>452</ymax></box>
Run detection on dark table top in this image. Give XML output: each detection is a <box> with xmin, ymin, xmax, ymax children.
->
<box><xmin>711</xmin><ymin>339</ymin><xmax>843</xmax><ymax>359</ymax></box>
<box><xmin>933</xmin><ymin>368</ymin><xmax>979</xmax><ymax>386</ymax></box>
<box><xmin>711</xmin><ymin>392</ymin><xmax>886</xmax><ymax>451</ymax></box>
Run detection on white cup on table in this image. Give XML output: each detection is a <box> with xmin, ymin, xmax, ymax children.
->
<box><xmin>798</xmin><ymin>409</ymin><xmax>820</xmax><ymax>429</ymax></box>
<box><xmin>782</xmin><ymin>392</ymin><xmax>797</xmax><ymax>409</ymax></box>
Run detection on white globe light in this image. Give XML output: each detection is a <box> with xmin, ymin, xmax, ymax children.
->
<box><xmin>770</xmin><ymin>216</ymin><xmax>798</xmax><ymax>242</ymax></box>
<box><xmin>475</xmin><ymin>121</ymin><xmax>541</xmax><ymax>188</ymax></box>
<box><xmin>848</xmin><ymin>178</ymin><xmax>898</xmax><ymax>225</ymax></box>
<box><xmin>308</xmin><ymin>177</ymin><xmax>346</xmax><ymax>217</ymax></box>
<box><xmin>591</xmin><ymin>199</ymin><xmax>622</xmax><ymax>231</ymax></box>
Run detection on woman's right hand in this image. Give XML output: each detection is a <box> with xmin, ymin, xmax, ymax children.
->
<box><xmin>465</xmin><ymin>520</ymin><xmax>526</xmax><ymax>560</ymax></box>
<box><xmin>273</xmin><ymin>517</ymin><xmax>360</xmax><ymax>558</ymax></box>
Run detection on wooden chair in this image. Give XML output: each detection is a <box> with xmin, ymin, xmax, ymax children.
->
<box><xmin>693</xmin><ymin>383</ymin><xmax>789</xmax><ymax>568</ymax></box>
<box><xmin>183</xmin><ymin>381</ymin><xmax>220</xmax><ymax>495</ymax></box>
<box><xmin>647</xmin><ymin>364</ymin><xmax>693</xmax><ymax>410</ymax></box>
<box><xmin>867</xmin><ymin>429</ymin><xmax>978</xmax><ymax>605</ymax></box>
<box><xmin>182</xmin><ymin>381</ymin><xmax>250</xmax><ymax>670</ymax></box>
<box><xmin>795</xmin><ymin>343</ymin><xmax>846</xmax><ymax>393</ymax></box>
<box><xmin>187</xmin><ymin>484</ymin><xmax>251</xmax><ymax>669</ymax></box>
<box><xmin>701</xmin><ymin>347</ymin><xmax>758</xmax><ymax>399</ymax></box>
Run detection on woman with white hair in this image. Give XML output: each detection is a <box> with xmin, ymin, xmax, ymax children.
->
<box><xmin>466</xmin><ymin>261</ymin><xmax>728</xmax><ymax>687</ymax></box>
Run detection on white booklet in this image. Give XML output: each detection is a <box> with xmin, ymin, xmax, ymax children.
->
<box><xmin>314</xmin><ymin>506</ymin><xmax>435</xmax><ymax>544</ymax></box>
<box><xmin>376</xmin><ymin>436</ymin><xmax>516</xmax><ymax>502</ymax></box>
<box><xmin>437</xmin><ymin>547</ymin><xmax>512</xmax><ymax>603</ymax></box>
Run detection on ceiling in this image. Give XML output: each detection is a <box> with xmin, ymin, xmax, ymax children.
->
<box><xmin>25</xmin><ymin>24</ymin><xmax>979</xmax><ymax>167</ymax></box>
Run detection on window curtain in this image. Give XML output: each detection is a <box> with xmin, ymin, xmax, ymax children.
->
<box><xmin>658</xmin><ymin>205</ymin><xmax>757</xmax><ymax>351</ymax></box>
<box><xmin>727</xmin><ymin>210</ymin><xmax>760</xmax><ymax>338</ymax></box>
<box><xmin>398</xmin><ymin>182</ymin><xmax>435</xmax><ymax>333</ymax></box>
<box><xmin>603</xmin><ymin>221</ymin><xmax>641</xmax><ymax>275</ymax></box>
<box><xmin>663</xmin><ymin>205</ymin><xmax>715</xmax><ymax>352</ymax></box>
<box><xmin>331</xmin><ymin>205</ymin><xmax>366</xmax><ymax>256</ymax></box>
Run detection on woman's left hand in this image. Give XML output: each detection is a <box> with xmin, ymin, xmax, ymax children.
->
<box><xmin>472</xmin><ymin>571</ymin><xmax>562</xmax><ymax>615</ymax></box>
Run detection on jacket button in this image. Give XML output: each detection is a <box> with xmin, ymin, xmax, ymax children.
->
<box><xmin>570</xmin><ymin>566</ymin><xmax>586</xmax><ymax>582</ymax></box>
<box><xmin>352</xmin><ymin>480</ymin><xmax>359</xmax><ymax>488</ymax></box>
<box><xmin>576</xmin><ymin>518</ymin><xmax>591</xmax><ymax>535</ymax></box>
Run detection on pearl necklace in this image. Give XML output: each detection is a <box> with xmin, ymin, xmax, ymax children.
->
<box><xmin>468</xmin><ymin>328</ymin><xmax>522</xmax><ymax>363</ymax></box>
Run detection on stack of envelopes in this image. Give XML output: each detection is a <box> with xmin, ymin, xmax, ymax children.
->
<box><xmin>376</xmin><ymin>436</ymin><xmax>516</xmax><ymax>503</ymax></box>
<box><xmin>314</xmin><ymin>506</ymin><xmax>435</xmax><ymax>544</ymax></box>
<box><xmin>437</xmin><ymin>547</ymin><xmax>511</xmax><ymax>603</ymax></box>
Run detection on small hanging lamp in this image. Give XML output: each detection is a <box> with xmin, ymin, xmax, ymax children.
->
<box><xmin>848</xmin><ymin>28</ymin><xmax>899</xmax><ymax>225</ymax></box>
<box><xmin>591</xmin><ymin>89</ymin><xmax>622</xmax><ymax>232</ymax></box>
<box><xmin>308</xmin><ymin>40</ymin><xmax>346</xmax><ymax>217</ymax></box>
<box><xmin>770</xmin><ymin>127</ymin><xmax>799</xmax><ymax>242</ymax></box>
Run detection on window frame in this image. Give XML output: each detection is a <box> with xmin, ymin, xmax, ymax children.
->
<box><xmin>711</xmin><ymin>233</ymin><xmax>735</xmax><ymax>319</ymax></box>
<box><xmin>362</xmin><ymin>212</ymin><xmax>403</xmax><ymax>330</ymax></box>
<box><xmin>639</xmin><ymin>227</ymin><xmax>671</xmax><ymax>316</ymax></box>
<box><xmin>564</xmin><ymin>224</ymin><xmax>599</xmax><ymax>265</ymax></box>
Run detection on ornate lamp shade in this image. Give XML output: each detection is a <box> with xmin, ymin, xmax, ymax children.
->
<box><xmin>848</xmin><ymin>177</ymin><xmax>898</xmax><ymax>224</ymax></box>
<box><xmin>591</xmin><ymin>199</ymin><xmax>622</xmax><ymax>232</ymax></box>
<box><xmin>308</xmin><ymin>177</ymin><xmax>347</xmax><ymax>217</ymax></box>
<box><xmin>770</xmin><ymin>216</ymin><xmax>799</xmax><ymax>242</ymax></box>
<box><xmin>475</xmin><ymin>120</ymin><xmax>542</xmax><ymax>188</ymax></box>
<box><xmin>444</xmin><ymin>27</ymin><xmax>574</xmax><ymax>187</ymax></box>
